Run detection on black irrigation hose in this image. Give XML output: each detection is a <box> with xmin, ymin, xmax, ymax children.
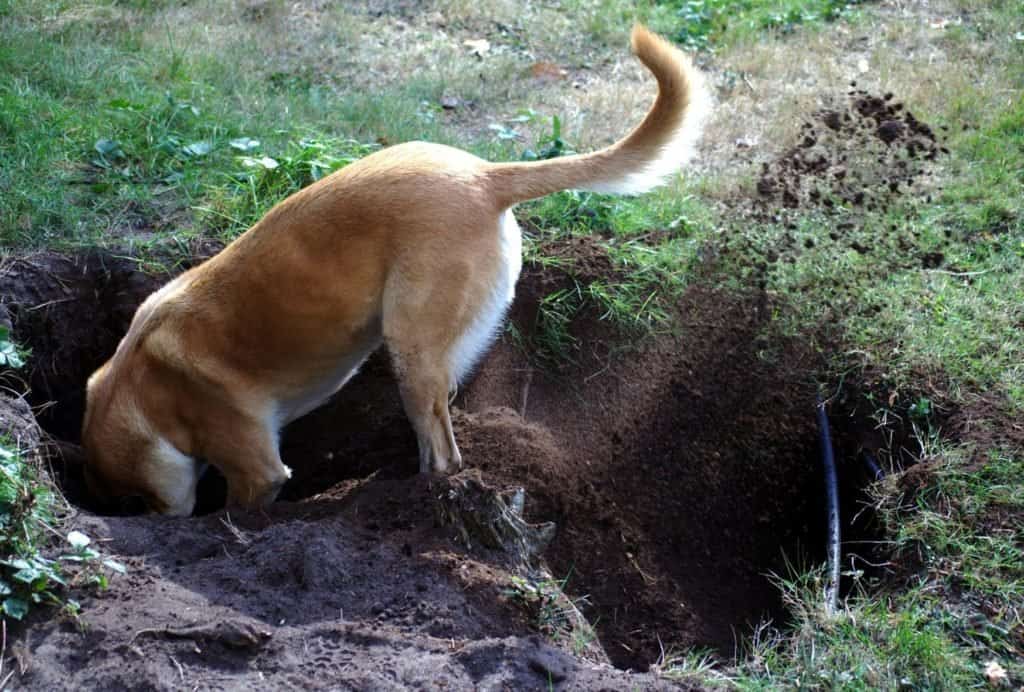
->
<box><xmin>815</xmin><ymin>395</ymin><xmax>841</xmax><ymax>614</ymax></box>
<box><xmin>863</xmin><ymin>451</ymin><xmax>885</xmax><ymax>481</ymax></box>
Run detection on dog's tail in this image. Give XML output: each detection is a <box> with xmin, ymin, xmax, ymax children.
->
<box><xmin>483</xmin><ymin>25</ymin><xmax>709</xmax><ymax>209</ymax></box>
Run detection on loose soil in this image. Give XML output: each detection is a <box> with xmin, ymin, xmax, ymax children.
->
<box><xmin>752</xmin><ymin>86</ymin><xmax>947</xmax><ymax>223</ymax></box>
<box><xmin>0</xmin><ymin>239</ymin><xmax>868</xmax><ymax>689</ymax></box>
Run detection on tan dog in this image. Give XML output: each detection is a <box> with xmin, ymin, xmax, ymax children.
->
<box><xmin>81</xmin><ymin>26</ymin><xmax>709</xmax><ymax>515</ymax></box>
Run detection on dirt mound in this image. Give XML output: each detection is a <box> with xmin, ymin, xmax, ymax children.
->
<box><xmin>0</xmin><ymin>394</ymin><xmax>41</xmax><ymax>454</ymax></box>
<box><xmin>754</xmin><ymin>86</ymin><xmax>947</xmax><ymax>222</ymax></box>
<box><xmin>15</xmin><ymin>504</ymin><xmax>678</xmax><ymax>690</ymax></box>
<box><xmin>1</xmin><ymin>246</ymin><xmax>858</xmax><ymax>686</ymax></box>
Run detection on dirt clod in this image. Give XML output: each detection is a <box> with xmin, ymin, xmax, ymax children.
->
<box><xmin>130</xmin><ymin>619</ymin><xmax>273</xmax><ymax>650</ymax></box>
<box><xmin>435</xmin><ymin>469</ymin><xmax>556</xmax><ymax>568</ymax></box>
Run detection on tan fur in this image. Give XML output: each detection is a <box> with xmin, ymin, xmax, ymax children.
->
<box><xmin>81</xmin><ymin>26</ymin><xmax>708</xmax><ymax>515</ymax></box>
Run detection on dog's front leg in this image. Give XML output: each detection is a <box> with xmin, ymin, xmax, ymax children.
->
<box><xmin>205</xmin><ymin>417</ymin><xmax>292</xmax><ymax>509</ymax></box>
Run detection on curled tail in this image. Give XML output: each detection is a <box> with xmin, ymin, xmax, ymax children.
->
<box><xmin>483</xmin><ymin>25</ymin><xmax>710</xmax><ymax>209</ymax></box>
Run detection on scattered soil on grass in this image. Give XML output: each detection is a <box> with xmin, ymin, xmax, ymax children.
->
<box><xmin>717</xmin><ymin>87</ymin><xmax>951</xmax><ymax>297</ymax></box>
<box><xmin>0</xmin><ymin>241</ymin><xmax>879</xmax><ymax>687</ymax></box>
<box><xmin>752</xmin><ymin>87</ymin><xmax>947</xmax><ymax>225</ymax></box>
<box><xmin>947</xmin><ymin>392</ymin><xmax>1024</xmax><ymax>456</ymax></box>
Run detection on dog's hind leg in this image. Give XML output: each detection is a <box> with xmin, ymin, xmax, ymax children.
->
<box><xmin>391</xmin><ymin>355</ymin><xmax>462</xmax><ymax>474</ymax></box>
<box><xmin>383</xmin><ymin>212</ymin><xmax>520</xmax><ymax>474</ymax></box>
<box><xmin>382</xmin><ymin>274</ymin><xmax>477</xmax><ymax>474</ymax></box>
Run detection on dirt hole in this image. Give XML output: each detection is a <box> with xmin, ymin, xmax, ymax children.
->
<box><xmin>3</xmin><ymin>249</ymin><xmax>886</xmax><ymax>669</ymax></box>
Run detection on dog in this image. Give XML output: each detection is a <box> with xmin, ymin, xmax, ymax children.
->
<box><xmin>81</xmin><ymin>25</ymin><xmax>709</xmax><ymax>515</ymax></box>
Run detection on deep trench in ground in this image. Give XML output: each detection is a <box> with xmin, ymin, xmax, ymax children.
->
<box><xmin>1</xmin><ymin>249</ymin><xmax>887</xmax><ymax>669</ymax></box>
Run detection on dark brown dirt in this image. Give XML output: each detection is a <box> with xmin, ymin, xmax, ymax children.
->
<box><xmin>0</xmin><ymin>393</ymin><xmax>41</xmax><ymax>454</ymax></box>
<box><xmin>752</xmin><ymin>86</ymin><xmax>947</xmax><ymax>226</ymax></box>
<box><xmin>12</xmin><ymin>488</ymin><xmax>681</xmax><ymax>690</ymax></box>
<box><xmin>456</xmin><ymin>278</ymin><xmax>823</xmax><ymax>667</ymax></box>
<box><xmin>0</xmin><ymin>243</ymin><xmax>221</xmax><ymax>443</ymax></box>
<box><xmin>1</xmin><ymin>244</ymin><xmax>842</xmax><ymax>688</ymax></box>
<box><xmin>947</xmin><ymin>392</ymin><xmax>1024</xmax><ymax>456</ymax></box>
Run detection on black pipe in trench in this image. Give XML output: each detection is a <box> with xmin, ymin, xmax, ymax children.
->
<box><xmin>815</xmin><ymin>395</ymin><xmax>841</xmax><ymax>614</ymax></box>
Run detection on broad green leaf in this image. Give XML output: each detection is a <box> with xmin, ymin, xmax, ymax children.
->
<box><xmin>0</xmin><ymin>326</ymin><xmax>24</xmax><ymax>369</ymax></box>
<box><xmin>103</xmin><ymin>559</ymin><xmax>127</xmax><ymax>574</ymax></box>
<box><xmin>94</xmin><ymin>139</ymin><xmax>125</xmax><ymax>158</ymax></box>
<box><xmin>3</xmin><ymin>597</ymin><xmax>28</xmax><ymax>620</ymax></box>
<box><xmin>240</xmin><ymin>156</ymin><xmax>279</xmax><ymax>170</ymax></box>
<box><xmin>12</xmin><ymin>566</ymin><xmax>42</xmax><ymax>584</ymax></box>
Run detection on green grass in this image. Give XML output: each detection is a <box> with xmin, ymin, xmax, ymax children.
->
<box><xmin>0</xmin><ymin>0</ymin><xmax>456</xmax><ymax>248</ymax></box>
<box><xmin>658</xmin><ymin>0</ymin><xmax>869</xmax><ymax>51</ymax></box>
<box><xmin>519</xmin><ymin>183</ymin><xmax>712</xmax><ymax>350</ymax></box>
<box><xmin>553</xmin><ymin>0</ymin><xmax>870</xmax><ymax>49</ymax></box>
<box><xmin>0</xmin><ymin>438</ymin><xmax>65</xmax><ymax>620</ymax></box>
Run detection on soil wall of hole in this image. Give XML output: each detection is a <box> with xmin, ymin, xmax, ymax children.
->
<box><xmin>1</xmin><ymin>248</ymin><xmax>868</xmax><ymax>670</ymax></box>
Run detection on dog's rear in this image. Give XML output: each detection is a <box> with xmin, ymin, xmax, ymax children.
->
<box><xmin>82</xmin><ymin>25</ymin><xmax>709</xmax><ymax>514</ymax></box>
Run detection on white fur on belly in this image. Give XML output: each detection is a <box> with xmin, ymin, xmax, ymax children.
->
<box><xmin>449</xmin><ymin>209</ymin><xmax>522</xmax><ymax>383</ymax></box>
<box><xmin>278</xmin><ymin>341</ymin><xmax>379</xmax><ymax>426</ymax></box>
